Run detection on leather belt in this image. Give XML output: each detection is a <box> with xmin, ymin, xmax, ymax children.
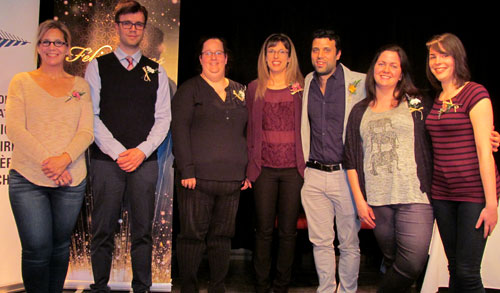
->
<box><xmin>306</xmin><ymin>160</ymin><xmax>343</xmax><ymax>172</ymax></box>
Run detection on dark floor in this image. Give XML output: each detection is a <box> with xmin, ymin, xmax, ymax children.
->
<box><xmin>17</xmin><ymin>249</ymin><xmax>500</xmax><ymax>292</ymax></box>
<box><xmin>167</xmin><ymin>228</ymin><xmax>387</xmax><ymax>293</ymax></box>
<box><xmin>169</xmin><ymin>248</ymin><xmax>383</xmax><ymax>293</ymax></box>
<box><xmin>16</xmin><ymin>229</ymin><xmax>500</xmax><ymax>293</ymax></box>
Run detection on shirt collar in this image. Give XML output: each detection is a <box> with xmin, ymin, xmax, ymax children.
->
<box><xmin>114</xmin><ymin>46</ymin><xmax>142</xmax><ymax>63</ymax></box>
<box><xmin>314</xmin><ymin>63</ymin><xmax>343</xmax><ymax>82</ymax></box>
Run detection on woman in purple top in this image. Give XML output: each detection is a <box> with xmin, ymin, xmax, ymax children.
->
<box><xmin>246</xmin><ymin>33</ymin><xmax>305</xmax><ymax>293</ymax></box>
<box><xmin>425</xmin><ymin>33</ymin><xmax>500</xmax><ymax>292</ymax></box>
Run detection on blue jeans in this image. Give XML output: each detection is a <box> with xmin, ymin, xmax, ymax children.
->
<box><xmin>9</xmin><ymin>169</ymin><xmax>86</xmax><ymax>293</ymax></box>
<box><xmin>433</xmin><ymin>199</ymin><xmax>488</xmax><ymax>293</ymax></box>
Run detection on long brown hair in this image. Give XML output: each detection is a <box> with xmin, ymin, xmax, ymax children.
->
<box><xmin>255</xmin><ymin>33</ymin><xmax>303</xmax><ymax>99</ymax></box>
<box><xmin>426</xmin><ymin>33</ymin><xmax>470</xmax><ymax>90</ymax></box>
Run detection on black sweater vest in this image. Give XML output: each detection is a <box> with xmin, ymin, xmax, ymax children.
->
<box><xmin>91</xmin><ymin>53</ymin><xmax>159</xmax><ymax>161</ymax></box>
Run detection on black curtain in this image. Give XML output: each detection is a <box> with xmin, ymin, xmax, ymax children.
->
<box><xmin>40</xmin><ymin>0</ymin><xmax>500</xmax><ymax>251</ymax></box>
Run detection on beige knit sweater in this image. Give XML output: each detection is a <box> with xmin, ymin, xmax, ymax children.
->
<box><xmin>6</xmin><ymin>72</ymin><xmax>94</xmax><ymax>187</ymax></box>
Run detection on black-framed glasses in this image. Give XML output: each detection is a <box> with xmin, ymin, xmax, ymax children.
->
<box><xmin>39</xmin><ymin>40</ymin><xmax>67</xmax><ymax>47</ymax></box>
<box><xmin>201</xmin><ymin>51</ymin><xmax>225</xmax><ymax>57</ymax></box>
<box><xmin>117</xmin><ymin>21</ymin><xmax>145</xmax><ymax>30</ymax></box>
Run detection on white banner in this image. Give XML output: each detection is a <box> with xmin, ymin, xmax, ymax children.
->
<box><xmin>0</xmin><ymin>0</ymin><xmax>40</xmax><ymax>290</ymax></box>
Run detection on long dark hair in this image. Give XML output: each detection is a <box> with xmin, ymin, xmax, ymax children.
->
<box><xmin>365</xmin><ymin>44</ymin><xmax>420</xmax><ymax>105</ymax></box>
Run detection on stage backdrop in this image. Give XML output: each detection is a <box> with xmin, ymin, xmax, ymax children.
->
<box><xmin>50</xmin><ymin>0</ymin><xmax>180</xmax><ymax>291</ymax></box>
<box><xmin>0</xmin><ymin>0</ymin><xmax>40</xmax><ymax>291</ymax></box>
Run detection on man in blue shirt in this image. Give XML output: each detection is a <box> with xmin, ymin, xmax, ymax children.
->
<box><xmin>300</xmin><ymin>29</ymin><xmax>366</xmax><ymax>293</ymax></box>
<box><xmin>84</xmin><ymin>1</ymin><xmax>171</xmax><ymax>292</ymax></box>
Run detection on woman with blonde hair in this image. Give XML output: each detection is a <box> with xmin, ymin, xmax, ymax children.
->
<box><xmin>246</xmin><ymin>33</ymin><xmax>305</xmax><ymax>293</ymax></box>
<box><xmin>6</xmin><ymin>19</ymin><xmax>93</xmax><ymax>292</ymax></box>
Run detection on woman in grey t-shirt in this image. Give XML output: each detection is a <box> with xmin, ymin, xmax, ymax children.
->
<box><xmin>344</xmin><ymin>45</ymin><xmax>434</xmax><ymax>292</ymax></box>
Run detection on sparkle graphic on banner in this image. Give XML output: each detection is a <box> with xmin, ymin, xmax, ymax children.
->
<box><xmin>53</xmin><ymin>0</ymin><xmax>179</xmax><ymax>285</ymax></box>
<box><xmin>54</xmin><ymin>0</ymin><xmax>180</xmax><ymax>79</ymax></box>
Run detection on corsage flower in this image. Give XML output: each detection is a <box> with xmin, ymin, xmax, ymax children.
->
<box><xmin>142</xmin><ymin>65</ymin><xmax>159</xmax><ymax>82</ymax></box>
<box><xmin>407</xmin><ymin>95</ymin><xmax>423</xmax><ymax>120</ymax></box>
<box><xmin>348</xmin><ymin>79</ymin><xmax>361</xmax><ymax>95</ymax></box>
<box><xmin>290</xmin><ymin>82</ymin><xmax>303</xmax><ymax>95</ymax></box>
<box><xmin>438</xmin><ymin>98</ymin><xmax>461</xmax><ymax>119</ymax></box>
<box><xmin>66</xmin><ymin>91</ymin><xmax>85</xmax><ymax>102</ymax></box>
<box><xmin>233</xmin><ymin>88</ymin><xmax>245</xmax><ymax>102</ymax></box>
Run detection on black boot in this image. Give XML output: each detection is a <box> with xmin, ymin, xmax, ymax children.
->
<box><xmin>377</xmin><ymin>267</ymin><xmax>414</xmax><ymax>293</ymax></box>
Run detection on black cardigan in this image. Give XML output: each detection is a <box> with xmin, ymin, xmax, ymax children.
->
<box><xmin>343</xmin><ymin>96</ymin><xmax>433</xmax><ymax>201</ymax></box>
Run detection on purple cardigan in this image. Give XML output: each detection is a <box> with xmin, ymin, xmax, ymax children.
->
<box><xmin>246</xmin><ymin>80</ymin><xmax>306</xmax><ymax>182</ymax></box>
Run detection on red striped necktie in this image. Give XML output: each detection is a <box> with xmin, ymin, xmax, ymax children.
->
<box><xmin>126</xmin><ymin>56</ymin><xmax>134</xmax><ymax>70</ymax></box>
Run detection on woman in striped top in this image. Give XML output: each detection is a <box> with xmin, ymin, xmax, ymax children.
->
<box><xmin>425</xmin><ymin>33</ymin><xmax>500</xmax><ymax>292</ymax></box>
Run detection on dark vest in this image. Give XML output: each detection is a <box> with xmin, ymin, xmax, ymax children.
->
<box><xmin>91</xmin><ymin>52</ymin><xmax>159</xmax><ymax>161</ymax></box>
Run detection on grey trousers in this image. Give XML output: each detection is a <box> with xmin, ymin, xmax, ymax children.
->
<box><xmin>301</xmin><ymin>168</ymin><xmax>360</xmax><ymax>293</ymax></box>
<box><xmin>372</xmin><ymin>203</ymin><xmax>434</xmax><ymax>292</ymax></box>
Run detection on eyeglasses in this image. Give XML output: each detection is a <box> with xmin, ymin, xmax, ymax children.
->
<box><xmin>267</xmin><ymin>49</ymin><xmax>289</xmax><ymax>56</ymax></box>
<box><xmin>201</xmin><ymin>51</ymin><xmax>225</xmax><ymax>57</ymax></box>
<box><xmin>117</xmin><ymin>21</ymin><xmax>146</xmax><ymax>30</ymax></box>
<box><xmin>39</xmin><ymin>40</ymin><xmax>67</xmax><ymax>47</ymax></box>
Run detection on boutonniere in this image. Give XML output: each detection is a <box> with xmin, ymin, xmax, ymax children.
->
<box><xmin>407</xmin><ymin>95</ymin><xmax>423</xmax><ymax>120</ymax></box>
<box><xmin>289</xmin><ymin>82</ymin><xmax>303</xmax><ymax>95</ymax></box>
<box><xmin>65</xmin><ymin>90</ymin><xmax>85</xmax><ymax>102</ymax></box>
<box><xmin>348</xmin><ymin>79</ymin><xmax>361</xmax><ymax>96</ymax></box>
<box><xmin>438</xmin><ymin>98</ymin><xmax>461</xmax><ymax>119</ymax></box>
<box><xmin>233</xmin><ymin>88</ymin><xmax>245</xmax><ymax>102</ymax></box>
<box><xmin>142</xmin><ymin>65</ymin><xmax>159</xmax><ymax>82</ymax></box>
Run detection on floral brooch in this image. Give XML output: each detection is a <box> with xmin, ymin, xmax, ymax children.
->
<box><xmin>66</xmin><ymin>90</ymin><xmax>85</xmax><ymax>102</ymax></box>
<box><xmin>348</xmin><ymin>79</ymin><xmax>361</xmax><ymax>95</ymax></box>
<box><xmin>407</xmin><ymin>95</ymin><xmax>423</xmax><ymax>120</ymax></box>
<box><xmin>233</xmin><ymin>88</ymin><xmax>245</xmax><ymax>102</ymax></box>
<box><xmin>438</xmin><ymin>98</ymin><xmax>461</xmax><ymax>119</ymax></box>
<box><xmin>142</xmin><ymin>65</ymin><xmax>159</xmax><ymax>82</ymax></box>
<box><xmin>290</xmin><ymin>82</ymin><xmax>303</xmax><ymax>95</ymax></box>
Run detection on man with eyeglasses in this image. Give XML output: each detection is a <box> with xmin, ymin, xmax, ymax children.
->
<box><xmin>84</xmin><ymin>1</ymin><xmax>171</xmax><ymax>292</ymax></box>
<box><xmin>300</xmin><ymin>29</ymin><xmax>366</xmax><ymax>293</ymax></box>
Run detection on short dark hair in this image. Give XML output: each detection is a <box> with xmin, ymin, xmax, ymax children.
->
<box><xmin>114</xmin><ymin>0</ymin><xmax>148</xmax><ymax>24</ymax></box>
<box><xmin>196</xmin><ymin>36</ymin><xmax>231</xmax><ymax>73</ymax></box>
<box><xmin>197</xmin><ymin>36</ymin><xmax>230</xmax><ymax>57</ymax></box>
<box><xmin>365</xmin><ymin>44</ymin><xmax>420</xmax><ymax>105</ymax></box>
<box><xmin>312</xmin><ymin>29</ymin><xmax>341</xmax><ymax>52</ymax></box>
